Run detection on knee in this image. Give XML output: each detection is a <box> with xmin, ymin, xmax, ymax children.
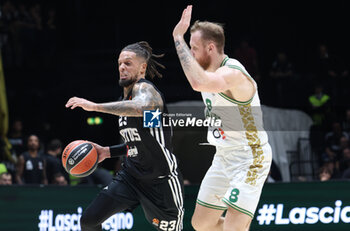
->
<box><xmin>191</xmin><ymin>215</ymin><xmax>212</xmax><ymax>231</ymax></box>
<box><xmin>80</xmin><ymin>210</ymin><xmax>100</xmax><ymax>229</ymax></box>
<box><xmin>191</xmin><ymin>216</ymin><xmax>202</xmax><ymax>230</ymax></box>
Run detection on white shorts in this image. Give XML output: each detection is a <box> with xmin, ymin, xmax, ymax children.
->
<box><xmin>197</xmin><ymin>144</ymin><xmax>272</xmax><ymax>218</ymax></box>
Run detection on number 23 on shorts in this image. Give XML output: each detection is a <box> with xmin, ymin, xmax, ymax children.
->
<box><xmin>159</xmin><ymin>220</ymin><xmax>177</xmax><ymax>231</ymax></box>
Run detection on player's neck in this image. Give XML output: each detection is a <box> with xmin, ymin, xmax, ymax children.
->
<box><xmin>28</xmin><ymin>150</ymin><xmax>38</xmax><ymax>157</ymax></box>
<box><xmin>123</xmin><ymin>76</ymin><xmax>145</xmax><ymax>98</ymax></box>
<box><xmin>206</xmin><ymin>53</ymin><xmax>227</xmax><ymax>72</ymax></box>
<box><xmin>123</xmin><ymin>85</ymin><xmax>133</xmax><ymax>98</ymax></box>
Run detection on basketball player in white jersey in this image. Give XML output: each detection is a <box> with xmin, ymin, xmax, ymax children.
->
<box><xmin>173</xmin><ymin>6</ymin><xmax>272</xmax><ymax>231</ymax></box>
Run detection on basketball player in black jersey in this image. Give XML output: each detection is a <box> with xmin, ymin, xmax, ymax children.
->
<box><xmin>66</xmin><ymin>41</ymin><xmax>184</xmax><ymax>231</ymax></box>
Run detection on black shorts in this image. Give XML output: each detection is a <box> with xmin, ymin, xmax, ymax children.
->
<box><xmin>101</xmin><ymin>170</ymin><xmax>184</xmax><ymax>231</ymax></box>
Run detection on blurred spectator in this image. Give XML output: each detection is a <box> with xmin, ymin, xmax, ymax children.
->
<box><xmin>53</xmin><ymin>172</ymin><xmax>68</xmax><ymax>186</ymax></box>
<box><xmin>270</xmin><ymin>51</ymin><xmax>294</xmax><ymax>79</ymax></box>
<box><xmin>0</xmin><ymin>136</ymin><xmax>16</xmax><ymax>182</ymax></box>
<box><xmin>16</xmin><ymin>134</ymin><xmax>47</xmax><ymax>184</ymax></box>
<box><xmin>340</xmin><ymin>148</ymin><xmax>350</xmax><ymax>177</ymax></box>
<box><xmin>269</xmin><ymin>51</ymin><xmax>295</xmax><ymax>107</ymax></box>
<box><xmin>46</xmin><ymin>8</ymin><xmax>56</xmax><ymax>30</ymax></box>
<box><xmin>0</xmin><ymin>162</ymin><xmax>7</xmax><ymax>174</ymax></box>
<box><xmin>315</xmin><ymin>44</ymin><xmax>337</xmax><ymax>80</ymax></box>
<box><xmin>0</xmin><ymin>172</ymin><xmax>12</xmax><ymax>185</ymax></box>
<box><xmin>0</xmin><ymin>0</ymin><xmax>18</xmax><ymax>66</ymax></box>
<box><xmin>18</xmin><ymin>3</ymin><xmax>44</xmax><ymax>68</ymax></box>
<box><xmin>318</xmin><ymin>165</ymin><xmax>332</xmax><ymax>181</ymax></box>
<box><xmin>342</xmin><ymin>109</ymin><xmax>350</xmax><ymax>136</ymax></box>
<box><xmin>45</xmin><ymin>138</ymin><xmax>68</xmax><ymax>184</ymax></box>
<box><xmin>342</xmin><ymin>168</ymin><xmax>350</xmax><ymax>180</ymax></box>
<box><xmin>315</xmin><ymin>44</ymin><xmax>349</xmax><ymax>80</ymax></box>
<box><xmin>313</xmin><ymin>44</ymin><xmax>349</xmax><ymax>103</ymax></box>
<box><xmin>234</xmin><ymin>38</ymin><xmax>260</xmax><ymax>81</ymax></box>
<box><xmin>323</xmin><ymin>122</ymin><xmax>349</xmax><ymax>169</ymax></box>
<box><xmin>308</xmin><ymin>83</ymin><xmax>331</xmax><ymax>127</ymax></box>
<box><xmin>8</xmin><ymin>119</ymin><xmax>25</xmax><ymax>156</ymax></box>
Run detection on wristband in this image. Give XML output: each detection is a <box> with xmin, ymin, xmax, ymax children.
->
<box><xmin>109</xmin><ymin>144</ymin><xmax>128</xmax><ymax>158</ymax></box>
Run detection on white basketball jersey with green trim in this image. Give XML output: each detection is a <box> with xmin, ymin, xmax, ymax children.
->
<box><xmin>201</xmin><ymin>56</ymin><xmax>269</xmax><ymax>148</ymax></box>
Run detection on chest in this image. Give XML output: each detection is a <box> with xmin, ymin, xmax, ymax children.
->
<box><xmin>25</xmin><ymin>158</ymin><xmax>44</xmax><ymax>171</ymax></box>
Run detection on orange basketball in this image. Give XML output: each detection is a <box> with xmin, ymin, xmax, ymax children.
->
<box><xmin>62</xmin><ymin>140</ymin><xmax>98</xmax><ymax>177</ymax></box>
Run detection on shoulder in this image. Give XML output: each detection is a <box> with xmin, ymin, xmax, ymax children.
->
<box><xmin>132</xmin><ymin>81</ymin><xmax>161</xmax><ymax>99</ymax></box>
<box><xmin>223</xmin><ymin>58</ymin><xmax>249</xmax><ymax>74</ymax></box>
<box><xmin>131</xmin><ymin>79</ymin><xmax>164</xmax><ymax>108</ymax></box>
<box><xmin>219</xmin><ymin>58</ymin><xmax>253</xmax><ymax>82</ymax></box>
<box><xmin>133</xmin><ymin>80</ymin><xmax>154</xmax><ymax>92</ymax></box>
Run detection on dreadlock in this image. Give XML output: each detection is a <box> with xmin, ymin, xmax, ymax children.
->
<box><xmin>121</xmin><ymin>41</ymin><xmax>165</xmax><ymax>79</ymax></box>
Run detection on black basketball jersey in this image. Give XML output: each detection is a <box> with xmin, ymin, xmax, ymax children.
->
<box><xmin>118</xmin><ymin>79</ymin><xmax>179</xmax><ymax>181</ymax></box>
<box><xmin>22</xmin><ymin>152</ymin><xmax>45</xmax><ymax>184</ymax></box>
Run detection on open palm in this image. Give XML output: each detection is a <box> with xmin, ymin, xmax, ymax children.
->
<box><xmin>173</xmin><ymin>5</ymin><xmax>192</xmax><ymax>39</ymax></box>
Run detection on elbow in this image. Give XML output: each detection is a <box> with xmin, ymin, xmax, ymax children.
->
<box><xmin>190</xmin><ymin>81</ymin><xmax>202</xmax><ymax>92</ymax></box>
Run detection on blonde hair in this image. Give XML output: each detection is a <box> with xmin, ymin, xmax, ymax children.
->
<box><xmin>190</xmin><ymin>20</ymin><xmax>225</xmax><ymax>53</ymax></box>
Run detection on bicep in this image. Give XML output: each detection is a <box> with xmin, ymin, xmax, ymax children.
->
<box><xmin>195</xmin><ymin>67</ymin><xmax>240</xmax><ymax>93</ymax></box>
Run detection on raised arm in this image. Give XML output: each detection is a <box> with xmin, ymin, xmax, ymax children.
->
<box><xmin>172</xmin><ymin>6</ymin><xmax>234</xmax><ymax>92</ymax></box>
<box><xmin>65</xmin><ymin>82</ymin><xmax>163</xmax><ymax>117</ymax></box>
<box><xmin>173</xmin><ymin>5</ymin><xmax>255</xmax><ymax>100</ymax></box>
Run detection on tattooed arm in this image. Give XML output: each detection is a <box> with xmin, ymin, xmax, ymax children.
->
<box><xmin>173</xmin><ymin>5</ymin><xmax>252</xmax><ymax>95</ymax></box>
<box><xmin>174</xmin><ymin>38</ymin><xmax>244</xmax><ymax>93</ymax></box>
<box><xmin>65</xmin><ymin>82</ymin><xmax>163</xmax><ymax>117</ymax></box>
<box><xmin>173</xmin><ymin>5</ymin><xmax>209</xmax><ymax>91</ymax></box>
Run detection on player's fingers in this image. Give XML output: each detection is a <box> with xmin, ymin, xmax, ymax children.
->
<box><xmin>187</xmin><ymin>5</ymin><xmax>192</xmax><ymax>18</ymax></box>
<box><xmin>185</xmin><ymin>5</ymin><xmax>192</xmax><ymax>22</ymax></box>
<box><xmin>89</xmin><ymin>142</ymin><xmax>101</xmax><ymax>149</ymax></box>
<box><xmin>65</xmin><ymin>99</ymin><xmax>72</xmax><ymax>107</ymax></box>
<box><xmin>65</xmin><ymin>97</ymin><xmax>77</xmax><ymax>107</ymax></box>
<box><xmin>71</xmin><ymin>103</ymin><xmax>80</xmax><ymax>109</ymax></box>
<box><xmin>182</xmin><ymin>7</ymin><xmax>187</xmax><ymax>16</ymax></box>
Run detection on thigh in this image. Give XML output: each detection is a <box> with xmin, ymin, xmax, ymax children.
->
<box><xmin>82</xmin><ymin>175</ymin><xmax>140</xmax><ymax>227</ymax></box>
<box><xmin>140</xmin><ymin>175</ymin><xmax>184</xmax><ymax>231</ymax></box>
<box><xmin>223</xmin><ymin>206</ymin><xmax>252</xmax><ymax>231</ymax></box>
<box><xmin>81</xmin><ymin>193</ymin><xmax>131</xmax><ymax>228</ymax></box>
<box><xmin>192</xmin><ymin>202</ymin><xmax>225</xmax><ymax>228</ymax></box>
<box><xmin>222</xmin><ymin>144</ymin><xmax>272</xmax><ymax>218</ymax></box>
<box><xmin>197</xmin><ymin>154</ymin><xmax>229</xmax><ymax>210</ymax></box>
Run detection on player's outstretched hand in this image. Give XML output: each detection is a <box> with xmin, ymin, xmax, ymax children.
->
<box><xmin>173</xmin><ymin>5</ymin><xmax>192</xmax><ymax>39</ymax></box>
<box><xmin>65</xmin><ymin>96</ymin><xmax>97</xmax><ymax>111</ymax></box>
<box><xmin>89</xmin><ymin>142</ymin><xmax>110</xmax><ymax>163</ymax></box>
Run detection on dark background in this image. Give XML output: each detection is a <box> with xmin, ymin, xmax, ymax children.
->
<box><xmin>3</xmin><ymin>0</ymin><xmax>349</xmax><ymax>181</ymax></box>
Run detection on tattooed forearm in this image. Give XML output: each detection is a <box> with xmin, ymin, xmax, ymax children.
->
<box><xmin>96</xmin><ymin>101</ymin><xmax>144</xmax><ymax>117</ymax></box>
<box><xmin>96</xmin><ymin>82</ymin><xmax>163</xmax><ymax>117</ymax></box>
<box><xmin>174</xmin><ymin>38</ymin><xmax>207</xmax><ymax>90</ymax></box>
<box><xmin>175</xmin><ymin>39</ymin><xmax>193</xmax><ymax>70</ymax></box>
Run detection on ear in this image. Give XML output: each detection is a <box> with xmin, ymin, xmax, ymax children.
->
<box><xmin>140</xmin><ymin>62</ymin><xmax>147</xmax><ymax>75</ymax></box>
<box><xmin>208</xmin><ymin>42</ymin><xmax>216</xmax><ymax>53</ymax></box>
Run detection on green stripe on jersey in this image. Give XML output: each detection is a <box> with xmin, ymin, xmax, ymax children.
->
<box><xmin>218</xmin><ymin>93</ymin><xmax>253</xmax><ymax>105</ymax></box>
<box><xmin>222</xmin><ymin>198</ymin><xmax>254</xmax><ymax>218</ymax></box>
<box><xmin>219</xmin><ymin>60</ymin><xmax>255</xmax><ymax>105</ymax></box>
<box><xmin>220</xmin><ymin>56</ymin><xmax>229</xmax><ymax>67</ymax></box>
<box><xmin>197</xmin><ymin>199</ymin><xmax>227</xmax><ymax>210</ymax></box>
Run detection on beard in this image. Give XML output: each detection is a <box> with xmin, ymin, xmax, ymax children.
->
<box><xmin>196</xmin><ymin>53</ymin><xmax>211</xmax><ymax>70</ymax></box>
<box><xmin>119</xmin><ymin>78</ymin><xmax>136</xmax><ymax>87</ymax></box>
